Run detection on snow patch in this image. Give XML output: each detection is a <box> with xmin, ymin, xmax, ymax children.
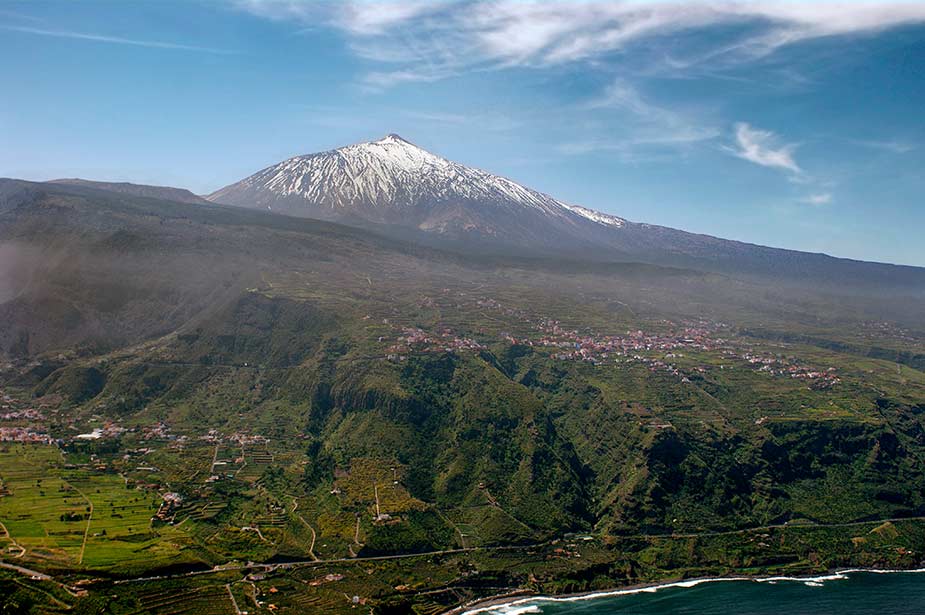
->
<box><xmin>559</xmin><ymin>203</ymin><xmax>625</xmax><ymax>228</ymax></box>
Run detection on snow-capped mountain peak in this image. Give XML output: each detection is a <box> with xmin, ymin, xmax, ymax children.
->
<box><xmin>337</xmin><ymin>133</ymin><xmax>450</xmax><ymax>175</ymax></box>
<box><xmin>207</xmin><ymin>134</ymin><xmax>630</xmax><ymax>241</ymax></box>
<box><xmin>376</xmin><ymin>133</ymin><xmax>414</xmax><ymax>145</ymax></box>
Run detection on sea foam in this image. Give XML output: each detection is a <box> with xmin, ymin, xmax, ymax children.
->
<box><xmin>461</xmin><ymin>568</ymin><xmax>925</xmax><ymax>614</ymax></box>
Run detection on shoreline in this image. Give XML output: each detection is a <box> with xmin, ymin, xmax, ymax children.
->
<box><xmin>445</xmin><ymin>566</ymin><xmax>925</xmax><ymax>615</ymax></box>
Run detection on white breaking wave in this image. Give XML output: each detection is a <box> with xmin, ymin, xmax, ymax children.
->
<box><xmin>486</xmin><ymin>606</ymin><xmax>542</xmax><ymax>615</ymax></box>
<box><xmin>461</xmin><ymin>568</ymin><xmax>925</xmax><ymax>614</ymax></box>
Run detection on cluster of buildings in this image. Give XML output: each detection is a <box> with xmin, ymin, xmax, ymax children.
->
<box><xmin>0</xmin><ymin>426</ymin><xmax>54</xmax><ymax>444</ymax></box>
<box><xmin>524</xmin><ymin>319</ymin><xmax>723</xmax><ymax>365</ymax></box>
<box><xmin>0</xmin><ymin>407</ymin><xmax>43</xmax><ymax>421</ymax></box>
<box><xmin>861</xmin><ymin>320</ymin><xmax>917</xmax><ymax>344</ymax></box>
<box><xmin>0</xmin><ymin>391</ymin><xmax>18</xmax><ymax>409</ymax></box>
<box><xmin>152</xmin><ymin>492</ymin><xmax>183</xmax><ymax>524</ymax></box>
<box><xmin>307</xmin><ymin>573</ymin><xmax>344</xmax><ymax>587</ymax></box>
<box><xmin>230</xmin><ymin>433</ymin><xmax>271</xmax><ymax>446</ymax></box>
<box><xmin>198</xmin><ymin>429</ymin><xmax>271</xmax><ymax>446</ymax></box>
<box><xmin>381</xmin><ymin>295</ymin><xmax>844</xmax><ymax>391</ymax></box>
<box><xmin>75</xmin><ymin>421</ymin><xmax>126</xmax><ymax>440</ymax></box>
<box><xmin>0</xmin><ymin>390</ymin><xmax>46</xmax><ymax>422</ymax></box>
<box><xmin>477</xmin><ymin>297</ymin><xmax>527</xmax><ymax>319</ymax></box>
<box><xmin>141</xmin><ymin>422</ymin><xmax>175</xmax><ymax>440</ymax></box>
<box><xmin>731</xmin><ymin>351</ymin><xmax>841</xmax><ymax>388</ymax></box>
<box><xmin>379</xmin><ymin>298</ymin><xmax>729</xmax><ymax>377</ymax></box>
<box><xmin>385</xmin><ymin>326</ymin><xmax>486</xmax><ymax>360</ymax></box>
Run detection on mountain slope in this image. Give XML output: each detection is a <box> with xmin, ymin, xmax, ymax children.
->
<box><xmin>207</xmin><ymin>135</ymin><xmax>925</xmax><ymax>290</ymax></box>
<box><xmin>3</xmin><ymin>178</ymin><xmax>925</xmax><ymax>613</ymax></box>
<box><xmin>207</xmin><ymin>134</ymin><xmax>628</xmax><ymax>248</ymax></box>
<box><xmin>49</xmin><ymin>178</ymin><xmax>211</xmax><ymax>204</ymax></box>
<box><xmin>4</xmin><ymin>178</ymin><xmax>925</xmax><ymax>530</ymax></box>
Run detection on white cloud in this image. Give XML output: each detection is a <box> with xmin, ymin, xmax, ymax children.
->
<box><xmin>728</xmin><ymin>122</ymin><xmax>801</xmax><ymax>174</ymax></box>
<box><xmin>232</xmin><ymin>1</ymin><xmax>327</xmax><ymax>26</ymax></box>
<box><xmin>1</xmin><ymin>25</ymin><xmax>234</xmax><ymax>54</ymax></box>
<box><xmin>563</xmin><ymin>79</ymin><xmax>718</xmax><ymax>157</ymax></box>
<box><xmin>801</xmin><ymin>193</ymin><xmax>832</xmax><ymax>205</ymax></box>
<box><xmin>588</xmin><ymin>79</ymin><xmax>669</xmax><ymax>115</ymax></box>
<box><xmin>337</xmin><ymin>2</ymin><xmax>443</xmax><ymax>35</ymax></box>
<box><xmin>0</xmin><ymin>9</ymin><xmax>45</xmax><ymax>24</ymax></box>
<box><xmin>236</xmin><ymin>1</ymin><xmax>920</xmax><ymax>177</ymax></box>
<box><xmin>237</xmin><ymin>1</ymin><xmax>925</xmax><ymax>84</ymax></box>
<box><xmin>363</xmin><ymin>68</ymin><xmax>443</xmax><ymax>88</ymax></box>
<box><xmin>234</xmin><ymin>0</ymin><xmax>439</xmax><ymax>36</ymax></box>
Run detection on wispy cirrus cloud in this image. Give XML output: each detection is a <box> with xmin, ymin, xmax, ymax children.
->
<box><xmin>727</xmin><ymin>122</ymin><xmax>801</xmax><ymax>174</ymax></box>
<box><xmin>0</xmin><ymin>9</ymin><xmax>46</xmax><ymax>23</ymax></box>
<box><xmin>561</xmin><ymin>79</ymin><xmax>718</xmax><ymax>157</ymax></box>
<box><xmin>237</xmin><ymin>1</ymin><xmax>925</xmax><ymax>85</ymax></box>
<box><xmin>727</xmin><ymin>123</ymin><xmax>839</xmax><ymax>204</ymax></box>
<box><xmin>1</xmin><ymin>25</ymin><xmax>234</xmax><ymax>54</ymax></box>
<box><xmin>848</xmin><ymin>138</ymin><xmax>916</xmax><ymax>154</ymax></box>
<box><xmin>237</xmin><ymin>1</ymin><xmax>919</xmax><ymax>189</ymax></box>
<box><xmin>234</xmin><ymin>0</ymin><xmax>438</xmax><ymax>35</ymax></box>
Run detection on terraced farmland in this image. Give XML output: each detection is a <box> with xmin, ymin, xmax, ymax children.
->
<box><xmin>0</xmin><ymin>444</ymin><xmax>185</xmax><ymax>571</ymax></box>
<box><xmin>0</xmin><ymin>445</ymin><xmax>87</xmax><ymax>565</ymax></box>
<box><xmin>129</xmin><ymin>584</ymin><xmax>236</xmax><ymax>615</ymax></box>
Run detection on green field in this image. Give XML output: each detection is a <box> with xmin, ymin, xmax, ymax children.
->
<box><xmin>0</xmin><ymin>444</ymin><xmax>192</xmax><ymax>572</ymax></box>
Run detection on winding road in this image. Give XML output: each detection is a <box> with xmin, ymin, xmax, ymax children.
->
<box><xmin>3</xmin><ymin>514</ymin><xmax>922</xmax><ymax>590</ymax></box>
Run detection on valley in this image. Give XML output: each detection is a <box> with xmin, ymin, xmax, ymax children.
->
<box><xmin>1</xmin><ymin>178</ymin><xmax>924</xmax><ymax>612</ymax></box>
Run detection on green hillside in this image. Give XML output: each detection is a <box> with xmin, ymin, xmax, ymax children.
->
<box><xmin>1</xmin><ymin>181</ymin><xmax>924</xmax><ymax>613</ymax></box>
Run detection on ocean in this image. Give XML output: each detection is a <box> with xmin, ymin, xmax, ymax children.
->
<box><xmin>465</xmin><ymin>570</ymin><xmax>925</xmax><ymax>615</ymax></box>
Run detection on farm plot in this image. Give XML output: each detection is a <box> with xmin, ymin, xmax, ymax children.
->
<box><xmin>0</xmin><ymin>444</ymin><xmax>184</xmax><ymax>571</ymax></box>
<box><xmin>235</xmin><ymin>446</ymin><xmax>275</xmax><ymax>482</ymax></box>
<box><xmin>335</xmin><ymin>457</ymin><xmax>426</xmax><ymax>518</ymax></box>
<box><xmin>64</xmin><ymin>470</ymin><xmax>180</xmax><ymax>569</ymax></box>
<box><xmin>0</xmin><ymin>444</ymin><xmax>86</xmax><ymax>564</ymax></box>
<box><xmin>128</xmin><ymin>584</ymin><xmax>236</xmax><ymax>615</ymax></box>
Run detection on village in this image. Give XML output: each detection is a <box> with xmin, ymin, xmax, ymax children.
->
<box><xmin>384</xmin><ymin>325</ymin><xmax>487</xmax><ymax>360</ymax></box>
<box><xmin>0</xmin><ymin>390</ymin><xmax>56</xmax><ymax>444</ymax></box>
<box><xmin>734</xmin><ymin>351</ymin><xmax>841</xmax><ymax>388</ymax></box>
<box><xmin>378</xmin><ymin>295</ymin><xmax>842</xmax><ymax>389</ymax></box>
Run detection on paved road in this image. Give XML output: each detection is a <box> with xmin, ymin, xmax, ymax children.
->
<box><xmin>0</xmin><ymin>561</ymin><xmax>53</xmax><ymax>581</ymax></box>
<box><xmin>225</xmin><ymin>583</ymin><xmax>242</xmax><ymax>615</ymax></box>
<box><xmin>111</xmin><ymin>542</ymin><xmax>549</xmax><ymax>585</ymax></box>
<box><xmin>661</xmin><ymin>516</ymin><xmax>925</xmax><ymax>540</ymax></box>
<box><xmin>8</xmin><ymin>515</ymin><xmax>925</xmax><ymax>588</ymax></box>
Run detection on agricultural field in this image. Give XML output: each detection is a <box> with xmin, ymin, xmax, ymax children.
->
<box><xmin>33</xmin><ymin>517</ymin><xmax>914</xmax><ymax>615</ymax></box>
<box><xmin>0</xmin><ymin>444</ymin><xmax>188</xmax><ymax>572</ymax></box>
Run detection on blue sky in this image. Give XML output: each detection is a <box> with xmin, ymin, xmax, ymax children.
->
<box><xmin>2</xmin><ymin>1</ymin><xmax>924</xmax><ymax>266</ymax></box>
